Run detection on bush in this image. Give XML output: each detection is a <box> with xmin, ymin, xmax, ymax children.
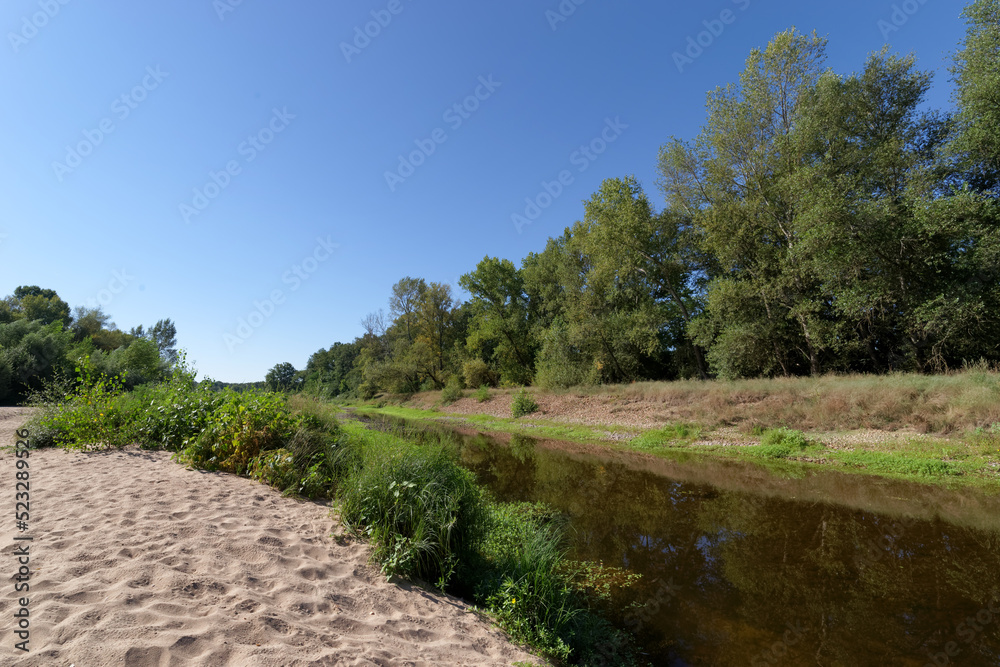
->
<box><xmin>475</xmin><ymin>385</ymin><xmax>491</xmax><ymax>403</ymax></box>
<box><xmin>463</xmin><ymin>359</ymin><xmax>497</xmax><ymax>389</ymax></box>
<box><xmin>441</xmin><ymin>376</ymin><xmax>464</xmax><ymax>405</ymax></box>
<box><xmin>175</xmin><ymin>390</ymin><xmax>298</xmax><ymax>474</ymax></box>
<box><xmin>512</xmin><ymin>389</ymin><xmax>539</xmax><ymax>418</ymax></box>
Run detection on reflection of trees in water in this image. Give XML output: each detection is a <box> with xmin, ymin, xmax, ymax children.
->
<box><xmin>386</xmin><ymin>418</ymin><xmax>1000</xmax><ymax>667</ymax></box>
<box><xmin>696</xmin><ymin>496</ymin><xmax>1000</xmax><ymax>666</ymax></box>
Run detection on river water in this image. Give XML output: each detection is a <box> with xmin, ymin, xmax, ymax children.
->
<box><xmin>353</xmin><ymin>413</ymin><xmax>1000</xmax><ymax>667</ymax></box>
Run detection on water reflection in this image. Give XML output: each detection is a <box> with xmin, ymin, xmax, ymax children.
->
<box><xmin>354</xmin><ymin>414</ymin><xmax>1000</xmax><ymax>667</ymax></box>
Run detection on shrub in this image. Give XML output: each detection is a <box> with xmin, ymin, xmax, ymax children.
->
<box><xmin>175</xmin><ymin>390</ymin><xmax>298</xmax><ymax>474</ymax></box>
<box><xmin>463</xmin><ymin>359</ymin><xmax>497</xmax><ymax>389</ymax></box>
<box><xmin>475</xmin><ymin>385</ymin><xmax>491</xmax><ymax>403</ymax></box>
<box><xmin>512</xmin><ymin>389</ymin><xmax>539</xmax><ymax>418</ymax></box>
<box><xmin>441</xmin><ymin>376</ymin><xmax>464</xmax><ymax>405</ymax></box>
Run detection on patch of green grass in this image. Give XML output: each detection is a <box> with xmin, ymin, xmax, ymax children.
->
<box><xmin>631</xmin><ymin>422</ymin><xmax>702</xmax><ymax>450</ymax></box>
<box><xmin>746</xmin><ymin>427</ymin><xmax>813</xmax><ymax>459</ymax></box>
<box><xmin>832</xmin><ymin>450</ymin><xmax>961</xmax><ymax>477</ymax></box>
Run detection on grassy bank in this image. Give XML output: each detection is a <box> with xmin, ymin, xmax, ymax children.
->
<box><xmin>346</xmin><ymin>369</ymin><xmax>1000</xmax><ymax>489</ymax></box>
<box><xmin>21</xmin><ymin>374</ymin><xmax>642</xmax><ymax>666</ymax></box>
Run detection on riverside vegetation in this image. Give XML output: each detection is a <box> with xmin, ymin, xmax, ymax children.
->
<box><xmin>22</xmin><ymin>363</ymin><xmax>644</xmax><ymax>666</ymax></box>
<box><xmin>354</xmin><ymin>365</ymin><xmax>1000</xmax><ymax>488</ymax></box>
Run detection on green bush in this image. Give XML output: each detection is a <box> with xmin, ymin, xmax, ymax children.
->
<box><xmin>475</xmin><ymin>385</ymin><xmax>491</xmax><ymax>403</ymax></box>
<box><xmin>441</xmin><ymin>376</ymin><xmax>464</xmax><ymax>405</ymax></box>
<box><xmin>753</xmin><ymin>427</ymin><xmax>810</xmax><ymax>459</ymax></box>
<box><xmin>512</xmin><ymin>388</ymin><xmax>539</xmax><ymax>418</ymax></box>
<box><xmin>463</xmin><ymin>359</ymin><xmax>497</xmax><ymax>389</ymax></box>
<box><xmin>174</xmin><ymin>390</ymin><xmax>298</xmax><ymax>474</ymax></box>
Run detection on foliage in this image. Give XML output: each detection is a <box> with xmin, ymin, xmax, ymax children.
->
<box><xmin>462</xmin><ymin>358</ymin><xmax>497</xmax><ymax>389</ymax></box>
<box><xmin>753</xmin><ymin>427</ymin><xmax>811</xmax><ymax>459</ymax></box>
<box><xmin>475</xmin><ymin>385</ymin><xmax>491</xmax><ymax>403</ymax></box>
<box><xmin>512</xmin><ymin>388</ymin><xmax>539</xmax><ymax>418</ymax></box>
<box><xmin>265</xmin><ymin>362</ymin><xmax>301</xmax><ymax>392</ymax></box>
<box><xmin>440</xmin><ymin>376</ymin><xmax>463</xmax><ymax>404</ymax></box>
<box><xmin>336</xmin><ymin>423</ymin><xmax>487</xmax><ymax>589</ymax></box>
<box><xmin>296</xmin><ymin>4</ymin><xmax>1000</xmax><ymax>396</ymax></box>
<box><xmin>174</xmin><ymin>390</ymin><xmax>298</xmax><ymax>475</ymax></box>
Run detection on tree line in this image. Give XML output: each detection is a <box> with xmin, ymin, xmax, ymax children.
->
<box><xmin>0</xmin><ymin>285</ymin><xmax>177</xmax><ymax>404</ymax></box>
<box><xmin>275</xmin><ymin>2</ymin><xmax>999</xmax><ymax>396</ymax></box>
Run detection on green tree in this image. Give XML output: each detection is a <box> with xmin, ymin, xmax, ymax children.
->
<box><xmin>659</xmin><ymin>29</ymin><xmax>833</xmax><ymax>377</ymax></box>
<box><xmin>459</xmin><ymin>257</ymin><xmax>536</xmax><ymax>385</ymax></box>
<box><xmin>265</xmin><ymin>362</ymin><xmax>300</xmax><ymax>392</ymax></box>
<box><xmin>951</xmin><ymin>0</ymin><xmax>1000</xmax><ymax>190</ymax></box>
<box><xmin>584</xmin><ymin>176</ymin><xmax>710</xmax><ymax>379</ymax></box>
<box><xmin>11</xmin><ymin>286</ymin><xmax>72</xmax><ymax>326</ymax></box>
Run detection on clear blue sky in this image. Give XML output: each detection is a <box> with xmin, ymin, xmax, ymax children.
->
<box><xmin>0</xmin><ymin>0</ymin><xmax>969</xmax><ymax>382</ymax></box>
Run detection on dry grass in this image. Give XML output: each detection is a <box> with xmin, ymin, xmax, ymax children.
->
<box><xmin>399</xmin><ymin>370</ymin><xmax>1000</xmax><ymax>436</ymax></box>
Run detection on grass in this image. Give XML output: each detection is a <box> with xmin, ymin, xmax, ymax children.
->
<box><xmin>344</xmin><ymin>401</ymin><xmax>1000</xmax><ymax>489</ymax></box>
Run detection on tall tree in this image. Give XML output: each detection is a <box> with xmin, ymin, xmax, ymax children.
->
<box><xmin>659</xmin><ymin>30</ymin><xmax>832</xmax><ymax>377</ymax></box>
<box><xmin>584</xmin><ymin>176</ymin><xmax>710</xmax><ymax>379</ymax></box>
<box><xmin>951</xmin><ymin>0</ymin><xmax>1000</xmax><ymax>191</ymax></box>
<box><xmin>460</xmin><ymin>257</ymin><xmax>535</xmax><ymax>385</ymax></box>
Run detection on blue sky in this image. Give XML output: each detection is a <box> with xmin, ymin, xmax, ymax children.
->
<box><xmin>0</xmin><ymin>0</ymin><xmax>970</xmax><ymax>382</ymax></box>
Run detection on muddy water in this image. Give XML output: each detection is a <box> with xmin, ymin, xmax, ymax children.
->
<box><xmin>354</xmin><ymin>413</ymin><xmax>1000</xmax><ymax>667</ymax></box>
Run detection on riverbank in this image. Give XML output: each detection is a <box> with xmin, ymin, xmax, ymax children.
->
<box><xmin>346</xmin><ymin>371</ymin><xmax>1000</xmax><ymax>489</ymax></box>
<box><xmin>0</xmin><ymin>409</ymin><xmax>546</xmax><ymax>666</ymax></box>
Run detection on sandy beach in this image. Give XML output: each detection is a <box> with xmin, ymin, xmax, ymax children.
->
<box><xmin>0</xmin><ymin>409</ymin><xmax>540</xmax><ymax>666</ymax></box>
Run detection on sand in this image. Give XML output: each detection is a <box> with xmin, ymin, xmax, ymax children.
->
<box><xmin>0</xmin><ymin>409</ymin><xmax>542</xmax><ymax>666</ymax></box>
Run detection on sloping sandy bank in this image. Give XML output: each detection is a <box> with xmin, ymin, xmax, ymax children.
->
<box><xmin>0</xmin><ymin>420</ymin><xmax>539</xmax><ymax>666</ymax></box>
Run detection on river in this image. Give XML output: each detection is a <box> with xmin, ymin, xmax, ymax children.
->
<box><xmin>352</xmin><ymin>412</ymin><xmax>1000</xmax><ymax>667</ymax></box>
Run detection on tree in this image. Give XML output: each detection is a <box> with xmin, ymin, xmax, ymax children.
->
<box><xmin>265</xmin><ymin>362</ymin><xmax>300</xmax><ymax>392</ymax></box>
<box><xmin>951</xmin><ymin>0</ymin><xmax>1000</xmax><ymax>190</ymax></box>
<box><xmin>389</xmin><ymin>277</ymin><xmax>427</xmax><ymax>344</ymax></box>
<box><xmin>584</xmin><ymin>176</ymin><xmax>709</xmax><ymax>379</ymax></box>
<box><xmin>148</xmin><ymin>319</ymin><xmax>178</xmax><ymax>364</ymax></box>
<box><xmin>460</xmin><ymin>257</ymin><xmax>536</xmax><ymax>385</ymax></box>
<box><xmin>72</xmin><ymin>306</ymin><xmax>112</xmax><ymax>342</ymax></box>
<box><xmin>659</xmin><ymin>29</ymin><xmax>834</xmax><ymax>377</ymax></box>
<box><xmin>10</xmin><ymin>286</ymin><xmax>72</xmax><ymax>326</ymax></box>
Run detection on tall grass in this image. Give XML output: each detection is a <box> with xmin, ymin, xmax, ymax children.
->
<box><xmin>336</xmin><ymin>422</ymin><xmax>486</xmax><ymax>590</ymax></box>
<box><xmin>335</xmin><ymin>421</ymin><xmax>639</xmax><ymax>665</ymax></box>
<box><xmin>553</xmin><ymin>369</ymin><xmax>1000</xmax><ymax>434</ymax></box>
